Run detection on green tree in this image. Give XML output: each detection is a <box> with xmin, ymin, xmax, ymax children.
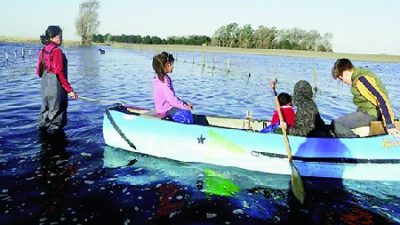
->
<box><xmin>211</xmin><ymin>26</ymin><xmax>227</xmax><ymax>47</ymax></box>
<box><xmin>210</xmin><ymin>23</ymin><xmax>332</xmax><ymax>51</ymax></box>
<box><xmin>226</xmin><ymin>23</ymin><xmax>240</xmax><ymax>47</ymax></box>
<box><xmin>253</xmin><ymin>26</ymin><xmax>269</xmax><ymax>48</ymax></box>
<box><xmin>104</xmin><ymin>33</ymin><xmax>113</xmax><ymax>43</ymax></box>
<box><xmin>302</xmin><ymin>30</ymin><xmax>320</xmax><ymax>50</ymax></box>
<box><xmin>253</xmin><ymin>26</ymin><xmax>277</xmax><ymax>49</ymax></box>
<box><xmin>127</xmin><ymin>35</ymin><xmax>135</xmax><ymax>43</ymax></box>
<box><xmin>92</xmin><ymin>34</ymin><xmax>104</xmax><ymax>43</ymax></box>
<box><xmin>167</xmin><ymin>37</ymin><xmax>176</xmax><ymax>45</ymax></box>
<box><xmin>289</xmin><ymin>28</ymin><xmax>306</xmax><ymax>50</ymax></box>
<box><xmin>75</xmin><ymin>0</ymin><xmax>100</xmax><ymax>45</ymax></box>
<box><xmin>321</xmin><ymin>32</ymin><xmax>333</xmax><ymax>52</ymax></box>
<box><xmin>151</xmin><ymin>36</ymin><xmax>162</xmax><ymax>44</ymax></box>
<box><xmin>143</xmin><ymin>35</ymin><xmax>152</xmax><ymax>44</ymax></box>
<box><xmin>120</xmin><ymin>34</ymin><xmax>129</xmax><ymax>43</ymax></box>
<box><xmin>135</xmin><ymin>35</ymin><xmax>143</xmax><ymax>44</ymax></box>
<box><xmin>238</xmin><ymin>24</ymin><xmax>254</xmax><ymax>48</ymax></box>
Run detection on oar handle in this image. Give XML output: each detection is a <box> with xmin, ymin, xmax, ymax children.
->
<box><xmin>273</xmin><ymin>88</ymin><xmax>293</xmax><ymax>160</ymax></box>
<box><xmin>79</xmin><ymin>96</ymin><xmax>126</xmax><ymax>106</ymax></box>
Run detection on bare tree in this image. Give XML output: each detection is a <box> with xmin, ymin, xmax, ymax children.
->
<box><xmin>75</xmin><ymin>0</ymin><xmax>100</xmax><ymax>45</ymax></box>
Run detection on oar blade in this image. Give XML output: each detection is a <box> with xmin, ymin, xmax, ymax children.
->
<box><xmin>272</xmin><ymin>82</ymin><xmax>306</xmax><ymax>204</ymax></box>
<box><xmin>290</xmin><ymin>163</ymin><xmax>305</xmax><ymax>204</ymax></box>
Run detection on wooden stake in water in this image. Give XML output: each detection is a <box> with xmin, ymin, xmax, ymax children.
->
<box><xmin>14</xmin><ymin>50</ymin><xmax>17</xmax><ymax>58</ymax></box>
<box><xmin>5</xmin><ymin>52</ymin><xmax>8</xmax><ymax>61</ymax></box>
<box><xmin>212</xmin><ymin>55</ymin><xmax>215</xmax><ymax>70</ymax></box>
<box><xmin>202</xmin><ymin>53</ymin><xmax>205</xmax><ymax>67</ymax></box>
<box><xmin>227</xmin><ymin>59</ymin><xmax>231</xmax><ymax>73</ymax></box>
<box><xmin>21</xmin><ymin>48</ymin><xmax>25</xmax><ymax>58</ymax></box>
<box><xmin>247</xmin><ymin>59</ymin><xmax>251</xmax><ymax>78</ymax></box>
<box><xmin>312</xmin><ymin>66</ymin><xmax>318</xmax><ymax>98</ymax></box>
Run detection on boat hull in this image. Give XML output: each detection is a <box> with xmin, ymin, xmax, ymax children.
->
<box><xmin>103</xmin><ymin>107</ymin><xmax>400</xmax><ymax>181</ymax></box>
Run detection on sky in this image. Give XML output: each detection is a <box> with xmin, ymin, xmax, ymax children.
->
<box><xmin>1</xmin><ymin>0</ymin><xmax>399</xmax><ymax>55</ymax></box>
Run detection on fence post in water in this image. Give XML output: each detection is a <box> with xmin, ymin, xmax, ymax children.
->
<box><xmin>212</xmin><ymin>55</ymin><xmax>215</xmax><ymax>70</ymax></box>
<box><xmin>5</xmin><ymin>52</ymin><xmax>8</xmax><ymax>61</ymax></box>
<box><xmin>21</xmin><ymin>48</ymin><xmax>25</xmax><ymax>58</ymax></box>
<box><xmin>312</xmin><ymin>66</ymin><xmax>318</xmax><ymax>98</ymax></box>
<box><xmin>14</xmin><ymin>50</ymin><xmax>17</xmax><ymax>58</ymax></box>
<box><xmin>226</xmin><ymin>58</ymin><xmax>231</xmax><ymax>73</ymax></box>
<box><xmin>247</xmin><ymin>59</ymin><xmax>251</xmax><ymax>77</ymax></box>
<box><xmin>192</xmin><ymin>55</ymin><xmax>195</xmax><ymax>65</ymax></box>
<box><xmin>202</xmin><ymin>52</ymin><xmax>205</xmax><ymax>67</ymax></box>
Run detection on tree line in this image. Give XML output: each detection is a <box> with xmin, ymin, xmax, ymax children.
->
<box><xmin>74</xmin><ymin>1</ymin><xmax>333</xmax><ymax>52</ymax></box>
<box><xmin>92</xmin><ymin>23</ymin><xmax>333</xmax><ymax>52</ymax></box>
<box><xmin>211</xmin><ymin>23</ymin><xmax>333</xmax><ymax>52</ymax></box>
<box><xmin>92</xmin><ymin>34</ymin><xmax>211</xmax><ymax>46</ymax></box>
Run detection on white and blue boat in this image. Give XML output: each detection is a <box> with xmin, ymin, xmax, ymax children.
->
<box><xmin>103</xmin><ymin>105</ymin><xmax>400</xmax><ymax>181</ymax></box>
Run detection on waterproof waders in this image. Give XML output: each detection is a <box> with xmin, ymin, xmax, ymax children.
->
<box><xmin>39</xmin><ymin>72</ymin><xmax>68</xmax><ymax>132</ymax></box>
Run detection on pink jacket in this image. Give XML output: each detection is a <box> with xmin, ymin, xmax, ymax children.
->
<box><xmin>153</xmin><ymin>74</ymin><xmax>190</xmax><ymax>114</ymax></box>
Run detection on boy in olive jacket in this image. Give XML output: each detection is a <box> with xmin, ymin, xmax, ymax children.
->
<box><xmin>331</xmin><ymin>58</ymin><xmax>399</xmax><ymax>138</ymax></box>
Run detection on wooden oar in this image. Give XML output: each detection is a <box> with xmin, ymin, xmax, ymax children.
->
<box><xmin>273</xmin><ymin>87</ymin><xmax>305</xmax><ymax>204</ymax></box>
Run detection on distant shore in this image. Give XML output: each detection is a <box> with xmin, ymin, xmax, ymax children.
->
<box><xmin>2</xmin><ymin>36</ymin><xmax>400</xmax><ymax>63</ymax></box>
<box><xmin>108</xmin><ymin>43</ymin><xmax>400</xmax><ymax>63</ymax></box>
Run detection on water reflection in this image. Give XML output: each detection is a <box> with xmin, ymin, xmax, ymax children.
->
<box><xmin>154</xmin><ymin>183</ymin><xmax>186</xmax><ymax>224</ymax></box>
<box><xmin>37</xmin><ymin>131</ymin><xmax>76</xmax><ymax>218</ymax></box>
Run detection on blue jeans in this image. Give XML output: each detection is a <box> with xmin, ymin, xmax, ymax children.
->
<box><xmin>260</xmin><ymin>123</ymin><xmax>280</xmax><ymax>133</ymax></box>
<box><xmin>332</xmin><ymin>111</ymin><xmax>376</xmax><ymax>137</ymax></box>
<box><xmin>167</xmin><ymin>107</ymin><xmax>193</xmax><ymax>124</ymax></box>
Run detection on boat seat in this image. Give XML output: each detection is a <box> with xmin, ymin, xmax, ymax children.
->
<box><xmin>352</xmin><ymin>126</ymin><xmax>370</xmax><ymax>137</ymax></box>
<box><xmin>141</xmin><ymin>111</ymin><xmax>168</xmax><ymax>120</ymax></box>
<box><xmin>369</xmin><ymin>120</ymin><xmax>400</xmax><ymax>136</ymax></box>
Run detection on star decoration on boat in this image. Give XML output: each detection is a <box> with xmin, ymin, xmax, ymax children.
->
<box><xmin>197</xmin><ymin>135</ymin><xmax>206</xmax><ymax>144</ymax></box>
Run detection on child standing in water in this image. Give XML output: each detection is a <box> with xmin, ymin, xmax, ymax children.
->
<box><xmin>36</xmin><ymin>26</ymin><xmax>78</xmax><ymax>134</ymax></box>
<box><xmin>152</xmin><ymin>52</ymin><xmax>193</xmax><ymax>124</ymax></box>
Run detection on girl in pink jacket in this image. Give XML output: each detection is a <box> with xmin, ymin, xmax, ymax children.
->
<box><xmin>152</xmin><ymin>52</ymin><xmax>193</xmax><ymax>124</ymax></box>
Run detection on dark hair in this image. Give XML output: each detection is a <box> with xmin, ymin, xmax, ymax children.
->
<box><xmin>332</xmin><ymin>58</ymin><xmax>354</xmax><ymax>80</ymax></box>
<box><xmin>278</xmin><ymin>92</ymin><xmax>292</xmax><ymax>106</ymax></box>
<box><xmin>152</xmin><ymin>51</ymin><xmax>175</xmax><ymax>82</ymax></box>
<box><xmin>40</xmin><ymin>26</ymin><xmax>62</xmax><ymax>45</ymax></box>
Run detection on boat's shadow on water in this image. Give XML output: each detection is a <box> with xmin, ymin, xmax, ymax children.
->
<box><xmin>248</xmin><ymin>135</ymin><xmax>397</xmax><ymax>225</ymax></box>
<box><xmin>287</xmin><ymin>178</ymin><xmax>395</xmax><ymax>225</ymax></box>
<box><xmin>100</xmin><ymin>145</ymin><xmax>399</xmax><ymax>225</ymax></box>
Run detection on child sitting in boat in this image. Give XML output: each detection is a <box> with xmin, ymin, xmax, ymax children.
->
<box><xmin>261</xmin><ymin>80</ymin><xmax>295</xmax><ymax>133</ymax></box>
<box><xmin>152</xmin><ymin>52</ymin><xmax>194</xmax><ymax>124</ymax></box>
<box><xmin>278</xmin><ymin>80</ymin><xmax>329</xmax><ymax>137</ymax></box>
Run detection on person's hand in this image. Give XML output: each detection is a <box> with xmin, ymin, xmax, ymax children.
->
<box><xmin>279</xmin><ymin>121</ymin><xmax>288</xmax><ymax>130</ymax></box>
<box><xmin>68</xmin><ymin>91</ymin><xmax>78</xmax><ymax>100</ymax></box>
<box><xmin>269</xmin><ymin>80</ymin><xmax>276</xmax><ymax>90</ymax></box>
<box><xmin>186</xmin><ymin>103</ymin><xmax>194</xmax><ymax>110</ymax></box>
<box><xmin>387</xmin><ymin>127</ymin><xmax>400</xmax><ymax>140</ymax></box>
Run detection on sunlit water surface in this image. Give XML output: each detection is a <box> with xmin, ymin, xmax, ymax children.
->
<box><xmin>1</xmin><ymin>43</ymin><xmax>399</xmax><ymax>225</ymax></box>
